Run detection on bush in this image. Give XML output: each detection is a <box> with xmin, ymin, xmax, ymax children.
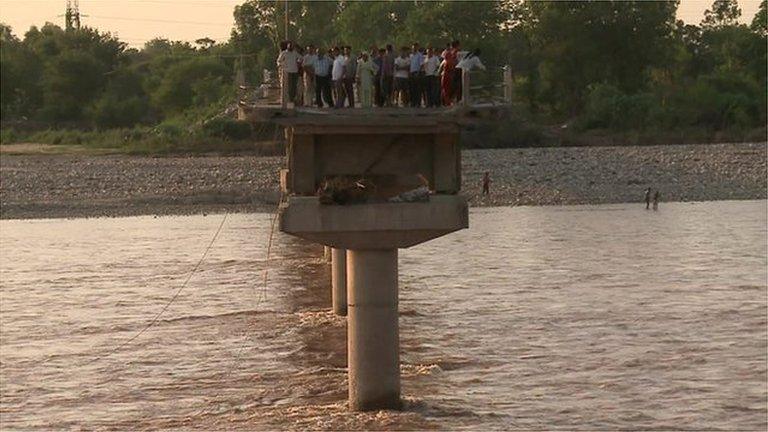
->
<box><xmin>90</xmin><ymin>95</ymin><xmax>147</xmax><ymax>129</ymax></box>
<box><xmin>671</xmin><ymin>72</ymin><xmax>764</xmax><ymax>130</ymax></box>
<box><xmin>578</xmin><ymin>84</ymin><xmax>661</xmax><ymax>131</ymax></box>
<box><xmin>152</xmin><ymin>120</ymin><xmax>185</xmax><ymax>139</ymax></box>
<box><xmin>0</xmin><ymin>128</ymin><xmax>19</xmax><ymax>144</ymax></box>
<box><xmin>202</xmin><ymin>118</ymin><xmax>252</xmax><ymax>140</ymax></box>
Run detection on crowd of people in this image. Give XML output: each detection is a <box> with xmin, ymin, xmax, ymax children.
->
<box><xmin>275</xmin><ymin>40</ymin><xmax>486</xmax><ymax>109</ymax></box>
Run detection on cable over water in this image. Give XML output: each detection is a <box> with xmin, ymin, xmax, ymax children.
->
<box><xmin>80</xmin><ymin>213</ymin><xmax>229</xmax><ymax>366</ymax></box>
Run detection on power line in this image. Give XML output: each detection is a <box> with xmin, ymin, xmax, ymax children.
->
<box><xmin>87</xmin><ymin>14</ymin><xmax>233</xmax><ymax>26</ymax></box>
<box><xmin>118</xmin><ymin>36</ymin><xmax>232</xmax><ymax>43</ymax></box>
<box><xmin>114</xmin><ymin>0</ymin><xmax>240</xmax><ymax>5</ymax></box>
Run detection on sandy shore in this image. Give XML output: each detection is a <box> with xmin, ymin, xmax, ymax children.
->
<box><xmin>1</xmin><ymin>142</ymin><xmax>765</xmax><ymax>219</ymax></box>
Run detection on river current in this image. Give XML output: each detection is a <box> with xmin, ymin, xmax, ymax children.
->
<box><xmin>1</xmin><ymin>200</ymin><xmax>766</xmax><ymax>430</ymax></box>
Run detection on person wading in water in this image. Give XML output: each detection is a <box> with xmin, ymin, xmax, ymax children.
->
<box><xmin>645</xmin><ymin>187</ymin><xmax>652</xmax><ymax>209</ymax></box>
<box><xmin>653</xmin><ymin>190</ymin><xmax>661</xmax><ymax>210</ymax></box>
<box><xmin>482</xmin><ymin>171</ymin><xmax>491</xmax><ymax>195</ymax></box>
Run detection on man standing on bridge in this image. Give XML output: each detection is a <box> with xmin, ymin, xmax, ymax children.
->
<box><xmin>409</xmin><ymin>42</ymin><xmax>424</xmax><ymax>107</ymax></box>
<box><xmin>332</xmin><ymin>47</ymin><xmax>347</xmax><ymax>109</ymax></box>
<box><xmin>423</xmin><ymin>47</ymin><xmax>441</xmax><ymax>107</ymax></box>
<box><xmin>357</xmin><ymin>52</ymin><xmax>377</xmax><ymax>108</ymax></box>
<box><xmin>302</xmin><ymin>45</ymin><xmax>317</xmax><ymax>107</ymax></box>
<box><xmin>276</xmin><ymin>41</ymin><xmax>301</xmax><ymax>105</ymax></box>
<box><xmin>314</xmin><ymin>49</ymin><xmax>334</xmax><ymax>108</ymax></box>
<box><xmin>343</xmin><ymin>46</ymin><xmax>357</xmax><ymax>108</ymax></box>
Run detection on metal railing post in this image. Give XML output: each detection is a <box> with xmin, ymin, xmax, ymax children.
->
<box><xmin>503</xmin><ymin>66</ymin><xmax>513</xmax><ymax>104</ymax></box>
<box><xmin>461</xmin><ymin>68</ymin><xmax>470</xmax><ymax>106</ymax></box>
<box><xmin>281</xmin><ymin>69</ymin><xmax>288</xmax><ymax>108</ymax></box>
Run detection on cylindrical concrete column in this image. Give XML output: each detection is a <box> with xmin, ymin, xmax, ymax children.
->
<box><xmin>331</xmin><ymin>248</ymin><xmax>347</xmax><ymax>316</ymax></box>
<box><xmin>347</xmin><ymin>249</ymin><xmax>400</xmax><ymax>411</ymax></box>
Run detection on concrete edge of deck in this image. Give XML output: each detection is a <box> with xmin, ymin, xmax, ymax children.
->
<box><xmin>279</xmin><ymin>195</ymin><xmax>468</xmax><ymax>249</ymax></box>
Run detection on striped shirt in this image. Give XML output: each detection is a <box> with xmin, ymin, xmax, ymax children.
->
<box><xmin>314</xmin><ymin>56</ymin><xmax>332</xmax><ymax>77</ymax></box>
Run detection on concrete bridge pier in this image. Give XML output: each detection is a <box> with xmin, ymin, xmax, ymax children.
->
<box><xmin>331</xmin><ymin>248</ymin><xmax>347</xmax><ymax>316</ymax></box>
<box><xmin>347</xmin><ymin>248</ymin><xmax>400</xmax><ymax>410</ymax></box>
<box><xmin>273</xmin><ymin>111</ymin><xmax>468</xmax><ymax>412</ymax></box>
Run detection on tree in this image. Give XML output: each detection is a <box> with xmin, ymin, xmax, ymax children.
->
<box><xmin>702</xmin><ymin>0</ymin><xmax>742</xmax><ymax>28</ymax></box>
<box><xmin>528</xmin><ymin>1</ymin><xmax>679</xmax><ymax>114</ymax></box>
<box><xmin>39</xmin><ymin>50</ymin><xmax>107</xmax><ymax>122</ymax></box>
<box><xmin>89</xmin><ymin>68</ymin><xmax>148</xmax><ymax>128</ymax></box>
<box><xmin>195</xmin><ymin>37</ymin><xmax>216</xmax><ymax>50</ymax></box>
<box><xmin>0</xmin><ymin>24</ymin><xmax>42</xmax><ymax>118</ymax></box>
<box><xmin>12</xmin><ymin>23</ymin><xmax>125</xmax><ymax>123</ymax></box>
<box><xmin>151</xmin><ymin>57</ymin><xmax>229</xmax><ymax>115</ymax></box>
<box><xmin>751</xmin><ymin>0</ymin><xmax>767</xmax><ymax>36</ymax></box>
<box><xmin>335</xmin><ymin>1</ymin><xmax>416</xmax><ymax>49</ymax></box>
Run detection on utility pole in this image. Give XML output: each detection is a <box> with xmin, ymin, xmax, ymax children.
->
<box><xmin>284</xmin><ymin>0</ymin><xmax>289</xmax><ymax>41</ymax></box>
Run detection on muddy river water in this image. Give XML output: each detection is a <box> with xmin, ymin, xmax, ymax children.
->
<box><xmin>1</xmin><ymin>200</ymin><xmax>765</xmax><ymax>430</ymax></box>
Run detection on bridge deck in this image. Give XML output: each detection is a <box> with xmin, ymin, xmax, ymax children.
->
<box><xmin>238</xmin><ymin>102</ymin><xmax>508</xmax><ymax>125</ymax></box>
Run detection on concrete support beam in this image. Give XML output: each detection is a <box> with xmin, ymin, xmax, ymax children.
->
<box><xmin>347</xmin><ymin>249</ymin><xmax>400</xmax><ymax>411</ymax></box>
<box><xmin>433</xmin><ymin>134</ymin><xmax>460</xmax><ymax>193</ymax></box>
<box><xmin>288</xmin><ymin>134</ymin><xmax>315</xmax><ymax>195</ymax></box>
<box><xmin>324</xmin><ymin>246</ymin><xmax>332</xmax><ymax>262</ymax></box>
<box><xmin>331</xmin><ymin>248</ymin><xmax>347</xmax><ymax>316</ymax></box>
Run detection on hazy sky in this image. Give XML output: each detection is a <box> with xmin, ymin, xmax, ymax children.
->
<box><xmin>0</xmin><ymin>0</ymin><xmax>762</xmax><ymax>47</ymax></box>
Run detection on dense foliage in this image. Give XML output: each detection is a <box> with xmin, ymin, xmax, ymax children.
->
<box><xmin>0</xmin><ymin>0</ymin><xmax>765</xmax><ymax>146</ymax></box>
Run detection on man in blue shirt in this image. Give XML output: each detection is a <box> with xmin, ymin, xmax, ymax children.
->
<box><xmin>314</xmin><ymin>48</ymin><xmax>334</xmax><ymax>107</ymax></box>
<box><xmin>408</xmin><ymin>42</ymin><xmax>425</xmax><ymax>107</ymax></box>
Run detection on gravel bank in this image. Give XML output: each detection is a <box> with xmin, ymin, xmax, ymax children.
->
<box><xmin>1</xmin><ymin>143</ymin><xmax>765</xmax><ymax>219</ymax></box>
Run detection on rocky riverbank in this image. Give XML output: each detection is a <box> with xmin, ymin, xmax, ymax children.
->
<box><xmin>1</xmin><ymin>142</ymin><xmax>765</xmax><ymax>219</ymax></box>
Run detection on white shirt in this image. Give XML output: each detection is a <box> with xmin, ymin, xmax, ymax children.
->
<box><xmin>394</xmin><ymin>56</ymin><xmax>410</xmax><ymax>79</ymax></box>
<box><xmin>332</xmin><ymin>56</ymin><xmax>346</xmax><ymax>81</ymax></box>
<box><xmin>423</xmin><ymin>56</ymin><xmax>440</xmax><ymax>76</ymax></box>
<box><xmin>277</xmin><ymin>49</ymin><xmax>301</xmax><ymax>73</ymax></box>
<box><xmin>457</xmin><ymin>55</ymin><xmax>486</xmax><ymax>71</ymax></box>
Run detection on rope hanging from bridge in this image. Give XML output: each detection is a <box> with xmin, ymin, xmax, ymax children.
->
<box><xmin>80</xmin><ymin>212</ymin><xmax>229</xmax><ymax>366</ymax></box>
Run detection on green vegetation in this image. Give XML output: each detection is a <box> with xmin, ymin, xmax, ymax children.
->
<box><xmin>0</xmin><ymin>0</ymin><xmax>765</xmax><ymax>153</ymax></box>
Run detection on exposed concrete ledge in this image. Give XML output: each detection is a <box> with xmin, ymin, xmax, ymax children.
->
<box><xmin>279</xmin><ymin>169</ymin><xmax>289</xmax><ymax>194</ymax></box>
<box><xmin>279</xmin><ymin>195</ymin><xmax>469</xmax><ymax>249</ymax></box>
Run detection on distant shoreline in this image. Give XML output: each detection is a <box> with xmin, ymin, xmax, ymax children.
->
<box><xmin>1</xmin><ymin>142</ymin><xmax>765</xmax><ymax>220</ymax></box>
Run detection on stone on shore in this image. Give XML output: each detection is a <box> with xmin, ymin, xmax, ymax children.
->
<box><xmin>0</xmin><ymin>143</ymin><xmax>765</xmax><ymax>219</ymax></box>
